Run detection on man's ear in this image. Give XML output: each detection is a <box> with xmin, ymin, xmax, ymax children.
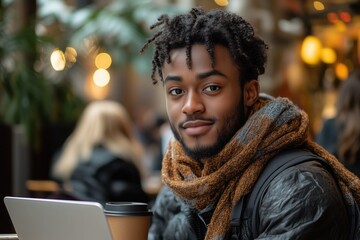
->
<box><xmin>244</xmin><ymin>80</ymin><xmax>260</xmax><ymax>107</ymax></box>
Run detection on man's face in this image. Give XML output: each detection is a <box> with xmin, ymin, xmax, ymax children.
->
<box><xmin>162</xmin><ymin>44</ymin><xmax>244</xmax><ymax>160</ymax></box>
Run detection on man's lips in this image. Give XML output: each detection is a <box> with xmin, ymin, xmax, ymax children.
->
<box><xmin>182</xmin><ymin>120</ymin><xmax>213</xmax><ymax>136</ymax></box>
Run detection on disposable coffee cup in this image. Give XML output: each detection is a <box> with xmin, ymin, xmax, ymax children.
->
<box><xmin>104</xmin><ymin>202</ymin><xmax>152</xmax><ymax>240</ymax></box>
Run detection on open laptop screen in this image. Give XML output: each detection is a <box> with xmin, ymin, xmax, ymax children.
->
<box><xmin>4</xmin><ymin>196</ymin><xmax>112</xmax><ymax>240</ymax></box>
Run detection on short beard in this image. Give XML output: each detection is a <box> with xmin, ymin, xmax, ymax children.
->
<box><xmin>169</xmin><ymin>101</ymin><xmax>245</xmax><ymax>161</ymax></box>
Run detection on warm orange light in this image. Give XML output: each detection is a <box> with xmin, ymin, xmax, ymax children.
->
<box><xmin>95</xmin><ymin>52</ymin><xmax>112</xmax><ymax>69</ymax></box>
<box><xmin>301</xmin><ymin>36</ymin><xmax>322</xmax><ymax>65</ymax></box>
<box><xmin>313</xmin><ymin>1</ymin><xmax>325</xmax><ymax>11</ymax></box>
<box><xmin>327</xmin><ymin>12</ymin><xmax>338</xmax><ymax>23</ymax></box>
<box><xmin>335</xmin><ymin>63</ymin><xmax>349</xmax><ymax>80</ymax></box>
<box><xmin>86</xmin><ymin>76</ymin><xmax>109</xmax><ymax>100</ymax></box>
<box><xmin>321</xmin><ymin>48</ymin><xmax>337</xmax><ymax>64</ymax></box>
<box><xmin>339</xmin><ymin>12</ymin><xmax>351</xmax><ymax>23</ymax></box>
<box><xmin>335</xmin><ymin>21</ymin><xmax>347</xmax><ymax>32</ymax></box>
<box><xmin>214</xmin><ymin>0</ymin><xmax>228</xmax><ymax>7</ymax></box>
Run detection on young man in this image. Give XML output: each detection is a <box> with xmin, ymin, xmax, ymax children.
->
<box><xmin>141</xmin><ymin>7</ymin><xmax>360</xmax><ymax>240</ymax></box>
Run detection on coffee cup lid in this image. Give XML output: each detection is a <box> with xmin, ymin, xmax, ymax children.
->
<box><xmin>104</xmin><ymin>202</ymin><xmax>152</xmax><ymax>216</ymax></box>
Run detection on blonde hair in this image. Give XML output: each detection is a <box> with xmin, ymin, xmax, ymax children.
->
<box><xmin>52</xmin><ymin>100</ymin><xmax>144</xmax><ymax>180</ymax></box>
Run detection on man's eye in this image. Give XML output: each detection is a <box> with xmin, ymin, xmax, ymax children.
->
<box><xmin>169</xmin><ymin>88</ymin><xmax>183</xmax><ymax>96</ymax></box>
<box><xmin>204</xmin><ymin>85</ymin><xmax>221</xmax><ymax>92</ymax></box>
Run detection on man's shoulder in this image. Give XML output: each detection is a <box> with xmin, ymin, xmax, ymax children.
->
<box><xmin>254</xmin><ymin>152</ymin><xmax>349</xmax><ymax>239</ymax></box>
<box><xmin>270</xmin><ymin>159</ymin><xmax>336</xmax><ymax>189</ymax></box>
<box><xmin>266</xmin><ymin>149</ymin><xmax>337</xmax><ymax>193</ymax></box>
<box><xmin>263</xmin><ymin>155</ymin><xmax>344</xmax><ymax>211</ymax></box>
<box><xmin>268</xmin><ymin>149</ymin><xmax>331</xmax><ymax>174</ymax></box>
<box><xmin>257</xmin><ymin>149</ymin><xmax>345</xmax><ymax>221</ymax></box>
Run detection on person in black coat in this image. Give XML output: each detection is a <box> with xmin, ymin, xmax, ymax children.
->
<box><xmin>51</xmin><ymin>100</ymin><xmax>149</xmax><ymax>205</ymax></box>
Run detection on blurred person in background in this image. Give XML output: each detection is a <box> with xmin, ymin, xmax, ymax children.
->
<box><xmin>50</xmin><ymin>100</ymin><xmax>149</xmax><ymax>205</ymax></box>
<box><xmin>135</xmin><ymin>107</ymin><xmax>168</xmax><ymax>172</ymax></box>
<box><xmin>317</xmin><ymin>69</ymin><xmax>360</xmax><ymax>177</ymax></box>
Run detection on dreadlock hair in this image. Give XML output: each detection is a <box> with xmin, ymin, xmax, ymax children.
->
<box><xmin>140</xmin><ymin>7</ymin><xmax>268</xmax><ymax>85</ymax></box>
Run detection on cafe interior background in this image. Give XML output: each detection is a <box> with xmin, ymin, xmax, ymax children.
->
<box><xmin>1</xmin><ymin>0</ymin><xmax>359</xmax><ymax>233</ymax></box>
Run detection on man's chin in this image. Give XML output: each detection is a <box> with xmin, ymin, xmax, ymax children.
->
<box><xmin>171</xmin><ymin>124</ymin><xmax>232</xmax><ymax>161</ymax></box>
<box><xmin>182</xmin><ymin>144</ymin><xmax>223</xmax><ymax>161</ymax></box>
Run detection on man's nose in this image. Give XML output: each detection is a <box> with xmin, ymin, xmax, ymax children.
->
<box><xmin>182</xmin><ymin>92</ymin><xmax>205</xmax><ymax>115</ymax></box>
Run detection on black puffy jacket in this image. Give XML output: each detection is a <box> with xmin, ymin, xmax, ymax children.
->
<box><xmin>60</xmin><ymin>146</ymin><xmax>149</xmax><ymax>205</ymax></box>
<box><xmin>148</xmin><ymin>161</ymin><xmax>349</xmax><ymax>240</ymax></box>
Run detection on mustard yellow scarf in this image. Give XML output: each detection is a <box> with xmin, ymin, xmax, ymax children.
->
<box><xmin>162</xmin><ymin>95</ymin><xmax>360</xmax><ymax>239</ymax></box>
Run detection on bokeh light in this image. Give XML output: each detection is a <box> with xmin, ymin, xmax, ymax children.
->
<box><xmin>65</xmin><ymin>47</ymin><xmax>77</xmax><ymax>64</ymax></box>
<box><xmin>321</xmin><ymin>48</ymin><xmax>337</xmax><ymax>64</ymax></box>
<box><xmin>95</xmin><ymin>52</ymin><xmax>112</xmax><ymax>69</ymax></box>
<box><xmin>313</xmin><ymin>1</ymin><xmax>325</xmax><ymax>11</ymax></box>
<box><xmin>50</xmin><ymin>49</ymin><xmax>66</xmax><ymax>71</ymax></box>
<box><xmin>214</xmin><ymin>0</ymin><xmax>228</xmax><ymax>7</ymax></box>
<box><xmin>335</xmin><ymin>63</ymin><xmax>349</xmax><ymax>80</ymax></box>
<box><xmin>93</xmin><ymin>68</ymin><xmax>110</xmax><ymax>87</ymax></box>
<box><xmin>339</xmin><ymin>12</ymin><xmax>351</xmax><ymax>23</ymax></box>
<box><xmin>301</xmin><ymin>36</ymin><xmax>322</xmax><ymax>65</ymax></box>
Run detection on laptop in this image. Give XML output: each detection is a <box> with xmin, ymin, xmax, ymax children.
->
<box><xmin>4</xmin><ymin>196</ymin><xmax>113</xmax><ymax>240</ymax></box>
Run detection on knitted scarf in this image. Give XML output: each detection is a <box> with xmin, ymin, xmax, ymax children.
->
<box><xmin>161</xmin><ymin>94</ymin><xmax>360</xmax><ymax>240</ymax></box>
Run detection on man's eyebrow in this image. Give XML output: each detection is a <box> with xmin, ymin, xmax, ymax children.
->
<box><xmin>164</xmin><ymin>75</ymin><xmax>182</xmax><ymax>83</ymax></box>
<box><xmin>197</xmin><ymin>69</ymin><xmax>227</xmax><ymax>79</ymax></box>
<box><xmin>164</xmin><ymin>69</ymin><xmax>227</xmax><ymax>83</ymax></box>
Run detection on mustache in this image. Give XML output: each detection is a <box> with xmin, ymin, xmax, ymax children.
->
<box><xmin>179</xmin><ymin>116</ymin><xmax>216</xmax><ymax>128</ymax></box>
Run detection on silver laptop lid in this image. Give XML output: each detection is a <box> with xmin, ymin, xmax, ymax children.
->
<box><xmin>4</xmin><ymin>196</ymin><xmax>112</xmax><ymax>240</ymax></box>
